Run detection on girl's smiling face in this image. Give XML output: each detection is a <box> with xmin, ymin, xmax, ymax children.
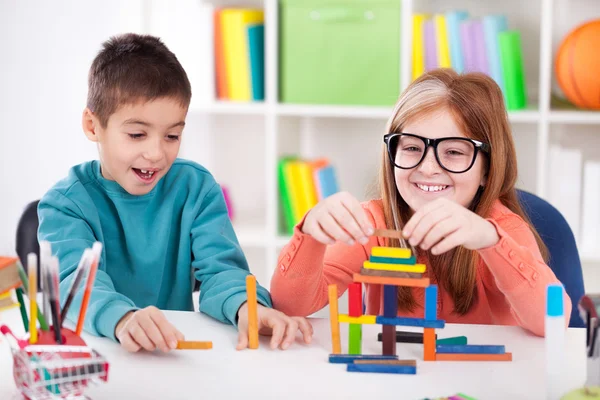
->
<box><xmin>393</xmin><ymin>109</ymin><xmax>487</xmax><ymax>212</ymax></box>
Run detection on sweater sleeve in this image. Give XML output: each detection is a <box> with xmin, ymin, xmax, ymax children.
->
<box><xmin>270</xmin><ymin>203</ymin><xmax>378</xmax><ymax>317</ymax></box>
<box><xmin>477</xmin><ymin>213</ymin><xmax>572</xmax><ymax>336</ymax></box>
<box><xmin>38</xmin><ymin>189</ymin><xmax>138</xmax><ymax>341</ymax></box>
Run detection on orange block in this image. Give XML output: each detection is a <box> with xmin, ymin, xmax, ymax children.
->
<box><xmin>246</xmin><ymin>275</ymin><xmax>259</xmax><ymax>349</ymax></box>
<box><xmin>176</xmin><ymin>341</ymin><xmax>213</xmax><ymax>350</ymax></box>
<box><xmin>435</xmin><ymin>352</ymin><xmax>512</xmax><ymax>361</ymax></box>
<box><xmin>353</xmin><ymin>273</ymin><xmax>430</xmax><ymax>287</ymax></box>
<box><xmin>423</xmin><ymin>328</ymin><xmax>436</xmax><ymax>361</ymax></box>
<box><xmin>328</xmin><ymin>284</ymin><xmax>341</xmax><ymax>354</ymax></box>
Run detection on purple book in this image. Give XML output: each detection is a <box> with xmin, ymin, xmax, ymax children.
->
<box><xmin>424</xmin><ymin>20</ymin><xmax>438</xmax><ymax>71</ymax></box>
<box><xmin>471</xmin><ymin>20</ymin><xmax>489</xmax><ymax>74</ymax></box>
<box><xmin>460</xmin><ymin>21</ymin><xmax>476</xmax><ymax>72</ymax></box>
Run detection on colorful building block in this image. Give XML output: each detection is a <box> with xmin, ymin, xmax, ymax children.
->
<box><xmin>383</xmin><ymin>285</ymin><xmax>398</xmax><ymax>318</ymax></box>
<box><xmin>377</xmin><ymin>330</ymin><xmax>438</xmax><ymax>343</ymax></box>
<box><xmin>338</xmin><ymin>314</ymin><xmax>377</xmax><ymax>324</ymax></box>
<box><xmin>347</xmin><ymin>363</ymin><xmax>416</xmax><ymax>374</ymax></box>
<box><xmin>371</xmin><ymin>247</ymin><xmax>412</xmax><ymax>258</ymax></box>
<box><xmin>425</xmin><ymin>285</ymin><xmax>438</xmax><ymax>320</ymax></box>
<box><xmin>436</xmin><ymin>336</ymin><xmax>468</xmax><ymax>345</ymax></box>
<box><xmin>353</xmin><ymin>359</ymin><xmax>416</xmax><ymax>366</ymax></box>
<box><xmin>369</xmin><ymin>255</ymin><xmax>417</xmax><ymax>265</ymax></box>
<box><xmin>328</xmin><ymin>284</ymin><xmax>341</xmax><ymax>354</ymax></box>
<box><xmin>435</xmin><ymin>352</ymin><xmax>512</xmax><ymax>361</ymax></box>
<box><xmin>382</xmin><ymin>325</ymin><xmax>396</xmax><ymax>355</ymax></box>
<box><xmin>436</xmin><ymin>344</ymin><xmax>505</xmax><ymax>354</ymax></box>
<box><xmin>328</xmin><ymin>354</ymin><xmax>398</xmax><ymax>364</ymax></box>
<box><xmin>353</xmin><ymin>274</ymin><xmax>430</xmax><ymax>287</ymax></box>
<box><xmin>360</xmin><ymin>267</ymin><xmax>422</xmax><ymax>279</ymax></box>
<box><xmin>423</xmin><ymin>328</ymin><xmax>436</xmax><ymax>361</ymax></box>
<box><xmin>348</xmin><ymin>282</ymin><xmax>362</xmax><ymax>317</ymax></box>
<box><xmin>245</xmin><ymin>275</ymin><xmax>259</xmax><ymax>349</ymax></box>
<box><xmin>376</xmin><ymin>316</ymin><xmax>445</xmax><ymax>328</ymax></box>
<box><xmin>363</xmin><ymin>261</ymin><xmax>426</xmax><ymax>273</ymax></box>
<box><xmin>349</xmin><ymin>323</ymin><xmax>362</xmax><ymax>354</ymax></box>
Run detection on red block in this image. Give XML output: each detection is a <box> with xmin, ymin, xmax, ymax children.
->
<box><xmin>348</xmin><ymin>282</ymin><xmax>363</xmax><ymax>317</ymax></box>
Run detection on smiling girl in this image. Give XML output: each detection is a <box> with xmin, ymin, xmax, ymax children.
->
<box><xmin>270</xmin><ymin>69</ymin><xmax>571</xmax><ymax>336</ymax></box>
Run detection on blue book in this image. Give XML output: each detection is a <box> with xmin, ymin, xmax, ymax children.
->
<box><xmin>247</xmin><ymin>24</ymin><xmax>265</xmax><ymax>101</ymax></box>
<box><xmin>315</xmin><ymin>165</ymin><xmax>339</xmax><ymax>200</ymax></box>
<box><xmin>445</xmin><ymin>10</ymin><xmax>469</xmax><ymax>73</ymax></box>
<box><xmin>483</xmin><ymin>15</ymin><xmax>508</xmax><ymax>94</ymax></box>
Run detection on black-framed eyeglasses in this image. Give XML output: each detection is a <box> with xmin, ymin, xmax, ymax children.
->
<box><xmin>383</xmin><ymin>133</ymin><xmax>490</xmax><ymax>174</ymax></box>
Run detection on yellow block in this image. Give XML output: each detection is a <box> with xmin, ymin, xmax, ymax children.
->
<box><xmin>363</xmin><ymin>261</ymin><xmax>426</xmax><ymax>273</ymax></box>
<box><xmin>371</xmin><ymin>246</ymin><xmax>412</xmax><ymax>258</ymax></box>
<box><xmin>338</xmin><ymin>315</ymin><xmax>377</xmax><ymax>324</ymax></box>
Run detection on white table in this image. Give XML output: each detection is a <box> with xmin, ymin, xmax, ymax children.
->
<box><xmin>0</xmin><ymin>307</ymin><xmax>588</xmax><ymax>400</ymax></box>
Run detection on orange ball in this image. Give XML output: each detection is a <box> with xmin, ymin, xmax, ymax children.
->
<box><xmin>555</xmin><ymin>19</ymin><xmax>600</xmax><ymax>110</ymax></box>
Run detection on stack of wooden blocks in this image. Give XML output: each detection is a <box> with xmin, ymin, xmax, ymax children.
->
<box><xmin>328</xmin><ymin>246</ymin><xmax>512</xmax><ymax>374</ymax></box>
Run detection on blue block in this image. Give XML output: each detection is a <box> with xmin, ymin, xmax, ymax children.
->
<box><xmin>436</xmin><ymin>344</ymin><xmax>505</xmax><ymax>354</ymax></box>
<box><xmin>328</xmin><ymin>354</ymin><xmax>398</xmax><ymax>364</ymax></box>
<box><xmin>347</xmin><ymin>363</ymin><xmax>417</xmax><ymax>374</ymax></box>
<box><xmin>376</xmin><ymin>316</ymin><xmax>445</xmax><ymax>328</ymax></box>
<box><xmin>383</xmin><ymin>285</ymin><xmax>398</xmax><ymax>318</ymax></box>
<box><xmin>425</xmin><ymin>285</ymin><xmax>438</xmax><ymax>321</ymax></box>
<box><xmin>369</xmin><ymin>255</ymin><xmax>417</xmax><ymax>265</ymax></box>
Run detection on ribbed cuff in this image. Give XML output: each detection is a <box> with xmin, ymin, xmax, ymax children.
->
<box><xmin>95</xmin><ymin>301</ymin><xmax>139</xmax><ymax>341</ymax></box>
<box><xmin>223</xmin><ymin>290</ymin><xmax>272</xmax><ymax>327</ymax></box>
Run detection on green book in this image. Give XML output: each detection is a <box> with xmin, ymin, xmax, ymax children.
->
<box><xmin>277</xmin><ymin>157</ymin><xmax>297</xmax><ymax>235</ymax></box>
<box><xmin>499</xmin><ymin>31</ymin><xmax>527</xmax><ymax>110</ymax></box>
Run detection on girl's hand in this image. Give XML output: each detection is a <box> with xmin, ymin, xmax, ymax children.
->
<box><xmin>402</xmin><ymin>198</ymin><xmax>500</xmax><ymax>255</ymax></box>
<box><xmin>236</xmin><ymin>303</ymin><xmax>313</xmax><ymax>350</ymax></box>
<box><xmin>302</xmin><ymin>192</ymin><xmax>374</xmax><ymax>246</ymax></box>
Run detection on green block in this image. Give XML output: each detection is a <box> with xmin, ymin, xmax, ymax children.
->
<box><xmin>369</xmin><ymin>255</ymin><xmax>417</xmax><ymax>265</ymax></box>
<box><xmin>436</xmin><ymin>336</ymin><xmax>468</xmax><ymax>345</ymax></box>
<box><xmin>348</xmin><ymin>323</ymin><xmax>362</xmax><ymax>354</ymax></box>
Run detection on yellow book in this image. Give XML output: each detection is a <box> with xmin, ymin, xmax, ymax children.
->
<box><xmin>412</xmin><ymin>14</ymin><xmax>429</xmax><ymax>80</ymax></box>
<box><xmin>371</xmin><ymin>246</ymin><xmax>412</xmax><ymax>258</ymax></box>
<box><xmin>283</xmin><ymin>161</ymin><xmax>302</xmax><ymax>224</ymax></box>
<box><xmin>220</xmin><ymin>9</ymin><xmax>264</xmax><ymax>101</ymax></box>
<box><xmin>0</xmin><ymin>291</ymin><xmax>18</xmax><ymax>312</ymax></box>
<box><xmin>296</xmin><ymin>161</ymin><xmax>318</xmax><ymax>215</ymax></box>
<box><xmin>363</xmin><ymin>261</ymin><xmax>426</xmax><ymax>273</ymax></box>
<box><xmin>434</xmin><ymin>15</ymin><xmax>451</xmax><ymax>68</ymax></box>
<box><xmin>287</xmin><ymin>161</ymin><xmax>317</xmax><ymax>223</ymax></box>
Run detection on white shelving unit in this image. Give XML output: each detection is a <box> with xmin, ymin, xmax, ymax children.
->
<box><xmin>145</xmin><ymin>0</ymin><xmax>600</xmax><ymax>288</ymax></box>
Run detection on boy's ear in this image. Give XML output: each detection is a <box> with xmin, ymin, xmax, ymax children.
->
<box><xmin>82</xmin><ymin>108</ymin><xmax>101</xmax><ymax>142</ymax></box>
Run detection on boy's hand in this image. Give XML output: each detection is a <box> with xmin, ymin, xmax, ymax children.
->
<box><xmin>115</xmin><ymin>306</ymin><xmax>185</xmax><ymax>353</ymax></box>
<box><xmin>236</xmin><ymin>303</ymin><xmax>313</xmax><ymax>350</ymax></box>
<box><xmin>402</xmin><ymin>197</ymin><xmax>500</xmax><ymax>255</ymax></box>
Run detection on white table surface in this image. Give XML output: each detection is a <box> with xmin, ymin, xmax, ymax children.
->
<box><xmin>0</xmin><ymin>307</ymin><xmax>588</xmax><ymax>400</ymax></box>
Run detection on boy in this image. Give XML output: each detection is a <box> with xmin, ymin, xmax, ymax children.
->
<box><xmin>37</xmin><ymin>33</ymin><xmax>312</xmax><ymax>352</ymax></box>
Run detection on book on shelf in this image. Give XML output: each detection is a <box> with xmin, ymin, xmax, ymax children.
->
<box><xmin>278</xmin><ymin>157</ymin><xmax>340</xmax><ymax>235</ymax></box>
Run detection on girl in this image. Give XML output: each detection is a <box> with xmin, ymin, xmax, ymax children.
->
<box><xmin>270</xmin><ymin>69</ymin><xmax>571</xmax><ymax>337</ymax></box>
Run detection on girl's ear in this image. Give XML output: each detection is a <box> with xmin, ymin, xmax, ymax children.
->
<box><xmin>82</xmin><ymin>108</ymin><xmax>101</xmax><ymax>142</ymax></box>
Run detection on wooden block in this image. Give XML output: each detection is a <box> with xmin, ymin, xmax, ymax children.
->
<box><xmin>371</xmin><ymin>247</ymin><xmax>412</xmax><ymax>258</ymax></box>
<box><xmin>353</xmin><ymin>359</ymin><xmax>417</xmax><ymax>366</ymax></box>
<box><xmin>382</xmin><ymin>325</ymin><xmax>396</xmax><ymax>355</ymax></box>
<box><xmin>0</xmin><ymin>257</ymin><xmax>21</xmax><ymax>294</ymax></box>
<box><xmin>348</xmin><ymin>323</ymin><xmax>362</xmax><ymax>354</ymax></box>
<box><xmin>348</xmin><ymin>282</ymin><xmax>362</xmax><ymax>317</ymax></box>
<box><xmin>436</xmin><ymin>344</ymin><xmax>505</xmax><ymax>354</ymax></box>
<box><xmin>360</xmin><ymin>267</ymin><xmax>422</xmax><ymax>279</ymax></box>
<box><xmin>425</xmin><ymin>285</ymin><xmax>438</xmax><ymax>321</ymax></box>
<box><xmin>370</xmin><ymin>255</ymin><xmax>417</xmax><ymax>265</ymax></box>
<box><xmin>347</xmin><ymin>363</ymin><xmax>416</xmax><ymax>374</ymax></box>
<box><xmin>377</xmin><ymin>330</ymin><xmax>438</xmax><ymax>344</ymax></box>
<box><xmin>372</xmin><ymin>228</ymin><xmax>404</xmax><ymax>239</ymax></box>
<box><xmin>176</xmin><ymin>341</ymin><xmax>213</xmax><ymax>350</ymax></box>
<box><xmin>436</xmin><ymin>336</ymin><xmax>468</xmax><ymax>345</ymax></box>
<box><xmin>435</xmin><ymin>352</ymin><xmax>513</xmax><ymax>361</ymax></box>
<box><xmin>353</xmin><ymin>273</ymin><xmax>430</xmax><ymax>287</ymax></box>
<box><xmin>423</xmin><ymin>328</ymin><xmax>436</xmax><ymax>361</ymax></box>
<box><xmin>328</xmin><ymin>354</ymin><xmax>398</xmax><ymax>364</ymax></box>
<box><xmin>376</xmin><ymin>316</ymin><xmax>445</xmax><ymax>328</ymax></box>
<box><xmin>338</xmin><ymin>314</ymin><xmax>377</xmax><ymax>324</ymax></box>
<box><xmin>383</xmin><ymin>285</ymin><xmax>398</xmax><ymax>318</ymax></box>
<box><xmin>363</xmin><ymin>261</ymin><xmax>426</xmax><ymax>273</ymax></box>
<box><xmin>246</xmin><ymin>275</ymin><xmax>259</xmax><ymax>349</ymax></box>
<box><xmin>328</xmin><ymin>284</ymin><xmax>341</xmax><ymax>354</ymax></box>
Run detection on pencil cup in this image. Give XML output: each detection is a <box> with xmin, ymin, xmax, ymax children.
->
<box><xmin>35</xmin><ymin>326</ymin><xmax>87</xmax><ymax>347</ymax></box>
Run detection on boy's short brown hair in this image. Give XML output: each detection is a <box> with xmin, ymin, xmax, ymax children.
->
<box><xmin>87</xmin><ymin>33</ymin><xmax>192</xmax><ymax>127</ymax></box>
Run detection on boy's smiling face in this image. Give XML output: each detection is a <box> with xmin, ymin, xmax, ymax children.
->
<box><xmin>83</xmin><ymin>97</ymin><xmax>188</xmax><ymax>195</ymax></box>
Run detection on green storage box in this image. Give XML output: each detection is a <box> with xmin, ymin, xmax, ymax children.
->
<box><xmin>279</xmin><ymin>0</ymin><xmax>401</xmax><ymax>106</ymax></box>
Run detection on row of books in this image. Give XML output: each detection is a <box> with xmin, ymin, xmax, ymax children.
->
<box><xmin>412</xmin><ymin>12</ymin><xmax>527</xmax><ymax>110</ymax></box>
<box><xmin>278</xmin><ymin>157</ymin><xmax>340</xmax><ymax>234</ymax></box>
<box><xmin>214</xmin><ymin>8</ymin><xmax>265</xmax><ymax>102</ymax></box>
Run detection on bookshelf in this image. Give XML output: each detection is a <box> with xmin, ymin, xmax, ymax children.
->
<box><xmin>144</xmin><ymin>0</ymin><xmax>600</xmax><ymax>288</ymax></box>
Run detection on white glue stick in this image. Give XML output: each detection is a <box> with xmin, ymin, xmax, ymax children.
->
<box><xmin>546</xmin><ymin>283</ymin><xmax>566</xmax><ymax>400</ymax></box>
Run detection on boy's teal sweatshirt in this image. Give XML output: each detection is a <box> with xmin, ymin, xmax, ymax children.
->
<box><xmin>37</xmin><ymin>159</ymin><xmax>271</xmax><ymax>340</ymax></box>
